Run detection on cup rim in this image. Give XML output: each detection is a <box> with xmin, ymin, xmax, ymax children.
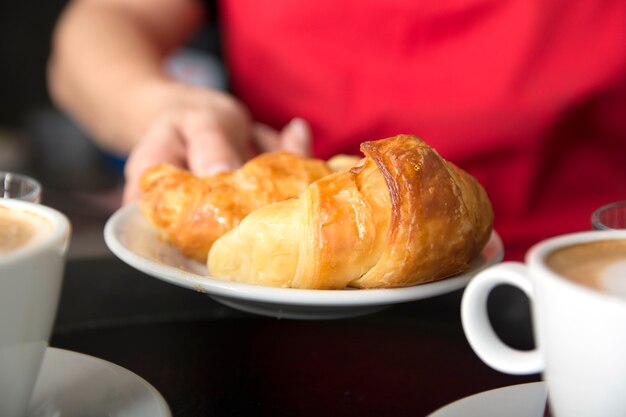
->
<box><xmin>0</xmin><ymin>199</ymin><xmax>70</xmax><ymax>265</ymax></box>
<box><xmin>526</xmin><ymin>230</ymin><xmax>626</xmax><ymax>305</ymax></box>
<box><xmin>0</xmin><ymin>171</ymin><xmax>42</xmax><ymax>203</ymax></box>
<box><xmin>591</xmin><ymin>200</ymin><xmax>626</xmax><ymax>230</ymax></box>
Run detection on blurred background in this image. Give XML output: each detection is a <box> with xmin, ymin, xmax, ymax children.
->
<box><xmin>0</xmin><ymin>1</ymin><xmax>535</xmax><ymax>351</ymax></box>
<box><xmin>1</xmin><ymin>1</ymin><xmax>78</xmax><ymax>178</ymax></box>
<box><xmin>1</xmin><ymin>0</ymin><xmax>119</xmax><ymax>259</ymax></box>
<box><xmin>0</xmin><ymin>0</ymin><xmax>223</xmax><ymax>258</ymax></box>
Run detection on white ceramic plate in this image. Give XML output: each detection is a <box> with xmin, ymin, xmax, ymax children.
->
<box><xmin>428</xmin><ymin>382</ymin><xmax>548</xmax><ymax>417</ymax></box>
<box><xmin>104</xmin><ymin>203</ymin><xmax>504</xmax><ymax>319</ymax></box>
<box><xmin>28</xmin><ymin>347</ymin><xmax>171</xmax><ymax>417</ymax></box>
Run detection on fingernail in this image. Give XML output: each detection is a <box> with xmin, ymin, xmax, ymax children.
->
<box><xmin>287</xmin><ymin>118</ymin><xmax>311</xmax><ymax>143</ymax></box>
<box><xmin>200</xmin><ymin>162</ymin><xmax>236</xmax><ymax>176</ymax></box>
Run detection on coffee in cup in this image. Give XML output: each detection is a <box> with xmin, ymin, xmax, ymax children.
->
<box><xmin>546</xmin><ymin>239</ymin><xmax>626</xmax><ymax>298</ymax></box>
<box><xmin>0</xmin><ymin>205</ymin><xmax>53</xmax><ymax>253</ymax></box>
<box><xmin>0</xmin><ymin>199</ymin><xmax>70</xmax><ymax>417</ymax></box>
<box><xmin>461</xmin><ymin>230</ymin><xmax>626</xmax><ymax>417</ymax></box>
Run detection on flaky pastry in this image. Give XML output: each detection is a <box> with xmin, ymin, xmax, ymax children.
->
<box><xmin>208</xmin><ymin>135</ymin><xmax>493</xmax><ymax>289</ymax></box>
<box><xmin>140</xmin><ymin>152</ymin><xmax>340</xmax><ymax>261</ymax></box>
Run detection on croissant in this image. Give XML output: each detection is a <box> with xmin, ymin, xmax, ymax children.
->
<box><xmin>208</xmin><ymin>134</ymin><xmax>493</xmax><ymax>289</ymax></box>
<box><xmin>140</xmin><ymin>152</ymin><xmax>345</xmax><ymax>261</ymax></box>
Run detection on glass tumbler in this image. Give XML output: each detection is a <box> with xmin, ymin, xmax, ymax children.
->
<box><xmin>0</xmin><ymin>171</ymin><xmax>42</xmax><ymax>203</ymax></box>
<box><xmin>591</xmin><ymin>201</ymin><xmax>626</xmax><ymax>230</ymax></box>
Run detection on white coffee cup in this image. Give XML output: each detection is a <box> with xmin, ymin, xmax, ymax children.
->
<box><xmin>461</xmin><ymin>230</ymin><xmax>626</xmax><ymax>417</ymax></box>
<box><xmin>0</xmin><ymin>199</ymin><xmax>70</xmax><ymax>416</ymax></box>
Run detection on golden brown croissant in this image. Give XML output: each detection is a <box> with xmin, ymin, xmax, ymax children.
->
<box><xmin>208</xmin><ymin>134</ymin><xmax>493</xmax><ymax>289</ymax></box>
<box><xmin>140</xmin><ymin>152</ymin><xmax>339</xmax><ymax>261</ymax></box>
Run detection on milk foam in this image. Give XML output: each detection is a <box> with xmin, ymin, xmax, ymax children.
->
<box><xmin>600</xmin><ymin>260</ymin><xmax>626</xmax><ymax>299</ymax></box>
<box><xmin>0</xmin><ymin>207</ymin><xmax>53</xmax><ymax>254</ymax></box>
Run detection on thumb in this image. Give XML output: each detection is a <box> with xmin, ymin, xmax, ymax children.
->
<box><xmin>280</xmin><ymin>118</ymin><xmax>312</xmax><ymax>157</ymax></box>
<box><xmin>122</xmin><ymin>118</ymin><xmax>186</xmax><ymax>205</ymax></box>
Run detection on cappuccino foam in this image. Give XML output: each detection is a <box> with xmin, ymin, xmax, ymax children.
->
<box><xmin>546</xmin><ymin>239</ymin><xmax>626</xmax><ymax>298</ymax></box>
<box><xmin>0</xmin><ymin>206</ymin><xmax>52</xmax><ymax>254</ymax></box>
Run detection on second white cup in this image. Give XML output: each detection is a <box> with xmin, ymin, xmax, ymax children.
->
<box><xmin>461</xmin><ymin>230</ymin><xmax>626</xmax><ymax>417</ymax></box>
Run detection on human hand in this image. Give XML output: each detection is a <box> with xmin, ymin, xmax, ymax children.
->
<box><xmin>122</xmin><ymin>83</ymin><xmax>312</xmax><ymax>204</ymax></box>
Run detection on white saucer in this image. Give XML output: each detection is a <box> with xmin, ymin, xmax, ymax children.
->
<box><xmin>104</xmin><ymin>203</ymin><xmax>504</xmax><ymax>320</ymax></box>
<box><xmin>28</xmin><ymin>347</ymin><xmax>171</xmax><ymax>417</ymax></box>
<box><xmin>428</xmin><ymin>382</ymin><xmax>548</xmax><ymax>417</ymax></box>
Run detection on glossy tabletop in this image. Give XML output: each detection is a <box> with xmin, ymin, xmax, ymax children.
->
<box><xmin>50</xmin><ymin>257</ymin><xmax>539</xmax><ymax>417</ymax></box>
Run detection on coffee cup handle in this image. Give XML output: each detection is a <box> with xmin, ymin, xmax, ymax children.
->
<box><xmin>461</xmin><ymin>262</ymin><xmax>544</xmax><ymax>375</ymax></box>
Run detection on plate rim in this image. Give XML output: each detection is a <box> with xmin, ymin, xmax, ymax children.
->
<box><xmin>30</xmin><ymin>347</ymin><xmax>171</xmax><ymax>417</ymax></box>
<box><xmin>104</xmin><ymin>203</ymin><xmax>504</xmax><ymax>307</ymax></box>
<box><xmin>427</xmin><ymin>381</ymin><xmax>547</xmax><ymax>417</ymax></box>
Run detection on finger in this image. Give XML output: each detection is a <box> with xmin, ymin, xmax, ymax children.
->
<box><xmin>122</xmin><ymin>177</ymin><xmax>143</xmax><ymax>206</ymax></box>
<box><xmin>251</xmin><ymin>122</ymin><xmax>281</xmax><ymax>153</ymax></box>
<box><xmin>185</xmin><ymin>126</ymin><xmax>245</xmax><ymax>177</ymax></box>
<box><xmin>122</xmin><ymin>118</ymin><xmax>186</xmax><ymax>205</ymax></box>
<box><xmin>280</xmin><ymin>117</ymin><xmax>312</xmax><ymax>157</ymax></box>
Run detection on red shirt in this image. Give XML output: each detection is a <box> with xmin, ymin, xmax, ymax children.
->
<box><xmin>219</xmin><ymin>0</ymin><xmax>626</xmax><ymax>260</ymax></box>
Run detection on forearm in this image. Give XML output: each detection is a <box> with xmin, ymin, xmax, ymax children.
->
<box><xmin>48</xmin><ymin>0</ymin><xmax>205</xmax><ymax>155</ymax></box>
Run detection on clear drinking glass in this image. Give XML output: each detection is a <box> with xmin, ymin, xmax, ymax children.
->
<box><xmin>0</xmin><ymin>171</ymin><xmax>42</xmax><ymax>203</ymax></box>
<box><xmin>591</xmin><ymin>201</ymin><xmax>626</xmax><ymax>230</ymax></box>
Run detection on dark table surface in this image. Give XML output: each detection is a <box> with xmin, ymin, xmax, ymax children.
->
<box><xmin>50</xmin><ymin>256</ymin><xmax>539</xmax><ymax>417</ymax></box>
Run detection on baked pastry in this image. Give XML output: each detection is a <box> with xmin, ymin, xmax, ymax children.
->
<box><xmin>326</xmin><ymin>154</ymin><xmax>362</xmax><ymax>172</ymax></box>
<box><xmin>140</xmin><ymin>152</ymin><xmax>339</xmax><ymax>261</ymax></box>
<box><xmin>208</xmin><ymin>134</ymin><xmax>493</xmax><ymax>289</ymax></box>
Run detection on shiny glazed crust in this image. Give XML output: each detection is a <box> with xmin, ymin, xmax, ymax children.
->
<box><xmin>139</xmin><ymin>152</ymin><xmax>335</xmax><ymax>261</ymax></box>
<box><xmin>208</xmin><ymin>135</ymin><xmax>494</xmax><ymax>289</ymax></box>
